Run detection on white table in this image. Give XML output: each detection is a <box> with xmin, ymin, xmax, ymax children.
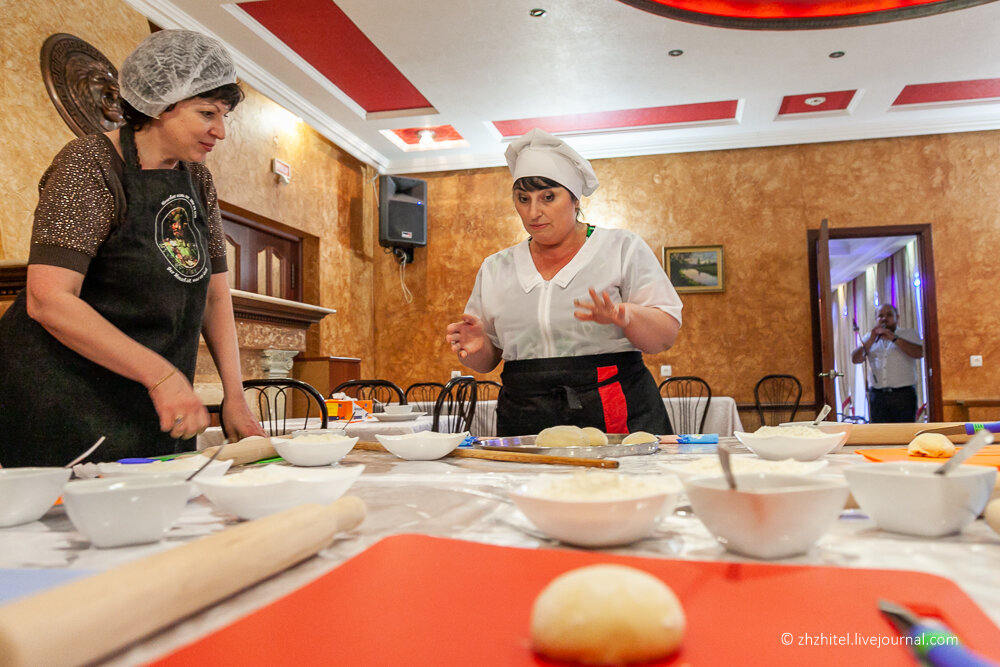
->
<box><xmin>3</xmin><ymin>444</ymin><xmax>1000</xmax><ymax>665</ymax></box>
<box><xmin>196</xmin><ymin>416</ymin><xmax>433</xmax><ymax>450</ymax></box>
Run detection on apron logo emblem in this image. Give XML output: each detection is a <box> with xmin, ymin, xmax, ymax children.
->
<box><xmin>155</xmin><ymin>195</ymin><xmax>207</xmax><ymax>282</ymax></box>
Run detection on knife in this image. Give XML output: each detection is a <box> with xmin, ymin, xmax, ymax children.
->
<box><xmin>879</xmin><ymin>599</ymin><xmax>998</xmax><ymax>666</ymax></box>
<box><xmin>918</xmin><ymin>422</ymin><xmax>1000</xmax><ymax>437</ymax></box>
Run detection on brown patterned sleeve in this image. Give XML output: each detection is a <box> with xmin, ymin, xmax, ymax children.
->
<box><xmin>28</xmin><ymin>135</ymin><xmax>120</xmax><ymax>274</ymax></box>
<box><xmin>189</xmin><ymin>163</ymin><xmax>228</xmax><ymax>274</ymax></box>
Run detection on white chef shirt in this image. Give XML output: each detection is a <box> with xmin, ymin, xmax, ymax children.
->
<box><xmin>864</xmin><ymin>327</ymin><xmax>923</xmax><ymax>388</ymax></box>
<box><xmin>464</xmin><ymin>227</ymin><xmax>683</xmax><ymax>361</ymax></box>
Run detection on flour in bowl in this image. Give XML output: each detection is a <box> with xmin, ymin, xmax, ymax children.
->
<box><xmin>522</xmin><ymin>471</ymin><xmax>676</xmax><ymax>501</ymax></box>
<box><xmin>752</xmin><ymin>425</ymin><xmax>828</xmax><ymax>438</ymax></box>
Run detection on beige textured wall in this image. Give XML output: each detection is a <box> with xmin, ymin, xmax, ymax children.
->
<box><xmin>376</xmin><ymin>132</ymin><xmax>1000</xmax><ymax>412</ymax></box>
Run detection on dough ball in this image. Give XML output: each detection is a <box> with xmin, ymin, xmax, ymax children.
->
<box><xmin>907</xmin><ymin>432</ymin><xmax>956</xmax><ymax>458</ymax></box>
<box><xmin>580</xmin><ymin>427</ymin><xmax>609</xmax><ymax>447</ymax></box>
<box><xmin>985</xmin><ymin>499</ymin><xmax>1000</xmax><ymax>536</ymax></box>
<box><xmin>530</xmin><ymin>564</ymin><xmax>685</xmax><ymax>665</ymax></box>
<box><xmin>622</xmin><ymin>431</ymin><xmax>657</xmax><ymax>445</ymax></box>
<box><xmin>537</xmin><ymin>425</ymin><xmax>586</xmax><ymax>447</ymax></box>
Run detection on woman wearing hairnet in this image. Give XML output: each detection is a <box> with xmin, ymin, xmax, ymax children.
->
<box><xmin>0</xmin><ymin>30</ymin><xmax>265</xmax><ymax>466</ymax></box>
<box><xmin>445</xmin><ymin>129</ymin><xmax>683</xmax><ymax>437</ymax></box>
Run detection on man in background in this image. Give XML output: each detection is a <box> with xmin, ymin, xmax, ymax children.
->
<box><xmin>851</xmin><ymin>304</ymin><xmax>924</xmax><ymax>423</ymax></box>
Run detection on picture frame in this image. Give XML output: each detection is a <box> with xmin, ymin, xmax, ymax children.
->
<box><xmin>662</xmin><ymin>245</ymin><xmax>725</xmax><ymax>293</ymax></box>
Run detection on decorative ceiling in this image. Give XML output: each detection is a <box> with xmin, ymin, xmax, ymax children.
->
<box><xmin>123</xmin><ymin>0</ymin><xmax>1000</xmax><ymax>174</ymax></box>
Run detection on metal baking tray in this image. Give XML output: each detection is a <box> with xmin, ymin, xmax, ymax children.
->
<box><xmin>474</xmin><ymin>434</ymin><xmax>659</xmax><ymax>458</ymax></box>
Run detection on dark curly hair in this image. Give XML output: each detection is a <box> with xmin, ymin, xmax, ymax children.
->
<box><xmin>121</xmin><ymin>82</ymin><xmax>245</xmax><ymax>131</ymax></box>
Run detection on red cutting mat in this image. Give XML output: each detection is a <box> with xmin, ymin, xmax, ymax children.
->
<box><xmin>152</xmin><ymin>534</ymin><xmax>1000</xmax><ymax>666</ymax></box>
<box><xmin>856</xmin><ymin>444</ymin><xmax>1000</xmax><ymax>468</ymax></box>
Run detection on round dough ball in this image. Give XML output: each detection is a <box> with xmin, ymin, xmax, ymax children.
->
<box><xmin>581</xmin><ymin>427</ymin><xmax>609</xmax><ymax>447</ymax></box>
<box><xmin>531</xmin><ymin>564</ymin><xmax>685</xmax><ymax>665</ymax></box>
<box><xmin>537</xmin><ymin>425</ymin><xmax>586</xmax><ymax>447</ymax></box>
<box><xmin>985</xmin><ymin>499</ymin><xmax>1000</xmax><ymax>536</ymax></box>
<box><xmin>622</xmin><ymin>431</ymin><xmax>657</xmax><ymax>445</ymax></box>
<box><xmin>907</xmin><ymin>432</ymin><xmax>956</xmax><ymax>458</ymax></box>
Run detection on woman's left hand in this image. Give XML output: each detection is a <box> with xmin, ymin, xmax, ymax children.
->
<box><xmin>574</xmin><ymin>288</ymin><xmax>631</xmax><ymax>329</ymax></box>
<box><xmin>221</xmin><ymin>398</ymin><xmax>266</xmax><ymax>441</ymax></box>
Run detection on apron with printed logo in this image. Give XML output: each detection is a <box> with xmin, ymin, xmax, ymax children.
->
<box><xmin>0</xmin><ymin>125</ymin><xmax>212</xmax><ymax>467</ymax></box>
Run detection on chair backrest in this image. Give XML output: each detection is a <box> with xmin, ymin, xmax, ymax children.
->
<box><xmin>331</xmin><ymin>379</ymin><xmax>405</xmax><ymax>412</ymax></box>
<box><xmin>432</xmin><ymin>376</ymin><xmax>478</xmax><ymax>434</ymax></box>
<box><xmin>404</xmin><ymin>382</ymin><xmax>445</xmax><ymax>409</ymax></box>
<box><xmin>471</xmin><ymin>380</ymin><xmax>501</xmax><ymax>437</ymax></box>
<box><xmin>658</xmin><ymin>376</ymin><xmax>712</xmax><ymax>434</ymax></box>
<box><xmin>233</xmin><ymin>378</ymin><xmax>328</xmax><ymax>436</ymax></box>
<box><xmin>753</xmin><ymin>374</ymin><xmax>802</xmax><ymax>426</ymax></box>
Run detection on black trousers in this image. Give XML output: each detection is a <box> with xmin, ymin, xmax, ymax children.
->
<box><xmin>868</xmin><ymin>385</ymin><xmax>917</xmax><ymax>423</ymax></box>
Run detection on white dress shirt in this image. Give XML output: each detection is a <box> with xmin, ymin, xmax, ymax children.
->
<box><xmin>465</xmin><ymin>227</ymin><xmax>683</xmax><ymax>361</ymax></box>
<box><xmin>865</xmin><ymin>327</ymin><xmax>923</xmax><ymax>388</ymax></box>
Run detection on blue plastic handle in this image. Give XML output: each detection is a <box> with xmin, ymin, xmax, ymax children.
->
<box><xmin>965</xmin><ymin>422</ymin><xmax>1000</xmax><ymax>435</ymax></box>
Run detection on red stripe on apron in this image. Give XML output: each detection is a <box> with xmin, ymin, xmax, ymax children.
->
<box><xmin>597</xmin><ymin>365</ymin><xmax>628</xmax><ymax>433</ymax></box>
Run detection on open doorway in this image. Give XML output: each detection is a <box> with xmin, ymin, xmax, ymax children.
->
<box><xmin>808</xmin><ymin>224</ymin><xmax>942</xmax><ymax>423</ymax></box>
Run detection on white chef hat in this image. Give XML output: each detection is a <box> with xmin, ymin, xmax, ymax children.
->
<box><xmin>504</xmin><ymin>128</ymin><xmax>599</xmax><ymax>199</ymax></box>
<box><xmin>119</xmin><ymin>30</ymin><xmax>238</xmax><ymax>118</ymax></box>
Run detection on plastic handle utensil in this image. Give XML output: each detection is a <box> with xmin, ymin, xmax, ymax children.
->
<box><xmin>965</xmin><ymin>422</ymin><xmax>1000</xmax><ymax>435</ymax></box>
<box><xmin>936</xmin><ymin>429</ymin><xmax>994</xmax><ymax>476</ymax></box>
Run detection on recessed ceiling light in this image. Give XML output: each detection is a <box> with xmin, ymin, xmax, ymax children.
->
<box><xmin>529</xmin><ymin>8</ymin><xmax>547</xmax><ymax>17</ymax></box>
<box><xmin>804</xmin><ymin>96</ymin><xmax>827</xmax><ymax>106</ymax></box>
<box><xmin>829</xmin><ymin>51</ymin><xmax>845</xmax><ymax>58</ymax></box>
<box><xmin>668</xmin><ymin>49</ymin><xmax>683</xmax><ymax>57</ymax></box>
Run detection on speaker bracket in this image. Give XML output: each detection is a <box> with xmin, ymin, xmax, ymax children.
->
<box><xmin>392</xmin><ymin>247</ymin><xmax>414</xmax><ymax>265</ymax></box>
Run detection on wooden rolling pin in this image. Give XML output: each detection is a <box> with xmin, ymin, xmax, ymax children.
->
<box><xmin>201</xmin><ymin>435</ymin><xmax>277</xmax><ymax>466</ymax></box>
<box><xmin>846</xmin><ymin>422</ymin><xmax>971</xmax><ymax>446</ymax></box>
<box><xmin>353</xmin><ymin>440</ymin><xmax>619</xmax><ymax>468</ymax></box>
<box><xmin>0</xmin><ymin>496</ymin><xmax>366</xmax><ymax>667</ymax></box>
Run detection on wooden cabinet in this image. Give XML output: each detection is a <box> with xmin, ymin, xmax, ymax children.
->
<box><xmin>293</xmin><ymin>356</ymin><xmax>361</xmax><ymax>400</ymax></box>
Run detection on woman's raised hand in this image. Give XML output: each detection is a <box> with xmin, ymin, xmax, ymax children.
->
<box><xmin>574</xmin><ymin>288</ymin><xmax>631</xmax><ymax>329</ymax></box>
<box><xmin>446</xmin><ymin>313</ymin><xmax>487</xmax><ymax>360</ymax></box>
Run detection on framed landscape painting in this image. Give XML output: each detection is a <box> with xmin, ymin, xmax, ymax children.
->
<box><xmin>662</xmin><ymin>245</ymin><xmax>725</xmax><ymax>293</ymax></box>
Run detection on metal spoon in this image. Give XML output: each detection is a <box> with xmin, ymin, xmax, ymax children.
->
<box><xmin>64</xmin><ymin>436</ymin><xmax>106</xmax><ymax>469</ymax></box>
<box><xmin>718</xmin><ymin>442</ymin><xmax>738</xmax><ymax>490</ymax></box>
<box><xmin>185</xmin><ymin>445</ymin><xmax>224</xmax><ymax>482</ymax></box>
<box><xmin>935</xmin><ymin>429</ymin><xmax>993</xmax><ymax>476</ymax></box>
<box><xmin>812</xmin><ymin>404</ymin><xmax>832</xmax><ymax>425</ymax></box>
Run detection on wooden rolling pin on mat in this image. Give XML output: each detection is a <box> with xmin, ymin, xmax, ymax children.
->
<box><xmin>0</xmin><ymin>496</ymin><xmax>366</xmax><ymax>667</ymax></box>
<box><xmin>846</xmin><ymin>422</ymin><xmax>971</xmax><ymax>446</ymax></box>
<box><xmin>353</xmin><ymin>440</ymin><xmax>619</xmax><ymax>468</ymax></box>
<box><xmin>201</xmin><ymin>435</ymin><xmax>277</xmax><ymax>466</ymax></box>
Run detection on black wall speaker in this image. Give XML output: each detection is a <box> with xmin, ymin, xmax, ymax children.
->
<box><xmin>379</xmin><ymin>175</ymin><xmax>427</xmax><ymax>251</ymax></box>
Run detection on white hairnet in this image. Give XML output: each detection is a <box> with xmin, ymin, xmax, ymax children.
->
<box><xmin>119</xmin><ymin>30</ymin><xmax>237</xmax><ymax>118</ymax></box>
<box><xmin>504</xmin><ymin>128</ymin><xmax>599</xmax><ymax>199</ymax></box>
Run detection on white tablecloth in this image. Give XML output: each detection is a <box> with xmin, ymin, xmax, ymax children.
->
<box><xmin>196</xmin><ymin>416</ymin><xmax>433</xmax><ymax>450</ymax></box>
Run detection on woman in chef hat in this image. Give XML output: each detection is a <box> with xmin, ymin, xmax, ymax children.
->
<box><xmin>445</xmin><ymin>129</ymin><xmax>682</xmax><ymax>437</ymax></box>
<box><xmin>0</xmin><ymin>30</ymin><xmax>264</xmax><ymax>467</ymax></box>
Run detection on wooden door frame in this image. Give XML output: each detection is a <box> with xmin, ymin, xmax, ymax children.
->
<box><xmin>807</xmin><ymin>223</ymin><xmax>942</xmax><ymax>422</ymax></box>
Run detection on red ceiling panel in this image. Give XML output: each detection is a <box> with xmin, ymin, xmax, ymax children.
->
<box><xmin>239</xmin><ymin>0</ymin><xmax>431</xmax><ymax>114</ymax></box>
<box><xmin>492</xmin><ymin>100</ymin><xmax>740</xmax><ymax>138</ymax></box>
<box><xmin>778</xmin><ymin>90</ymin><xmax>857</xmax><ymax>115</ymax></box>
<box><xmin>392</xmin><ymin>125</ymin><xmax>464</xmax><ymax>145</ymax></box>
<box><xmin>630</xmin><ymin>0</ymin><xmax>962</xmax><ymax>18</ymax></box>
<box><xmin>894</xmin><ymin>78</ymin><xmax>1000</xmax><ymax>106</ymax></box>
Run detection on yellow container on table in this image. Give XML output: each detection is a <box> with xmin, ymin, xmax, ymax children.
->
<box><xmin>325</xmin><ymin>399</ymin><xmax>373</xmax><ymax>420</ymax></box>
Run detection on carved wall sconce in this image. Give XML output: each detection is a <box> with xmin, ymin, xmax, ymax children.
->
<box><xmin>40</xmin><ymin>33</ymin><xmax>124</xmax><ymax>136</ymax></box>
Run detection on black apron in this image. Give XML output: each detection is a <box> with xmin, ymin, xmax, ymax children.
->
<box><xmin>0</xmin><ymin>126</ymin><xmax>212</xmax><ymax>467</ymax></box>
<box><xmin>497</xmin><ymin>351</ymin><xmax>671</xmax><ymax>437</ymax></box>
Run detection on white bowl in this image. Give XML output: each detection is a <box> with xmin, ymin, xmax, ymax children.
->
<box><xmin>0</xmin><ymin>467</ymin><xmax>72</xmax><ymax>527</ymax></box>
<box><xmin>659</xmin><ymin>457</ymin><xmax>828</xmax><ymax>482</ymax></box>
<box><xmin>62</xmin><ymin>475</ymin><xmax>190</xmax><ymax>548</ymax></box>
<box><xmin>734</xmin><ymin>430</ymin><xmax>846</xmax><ymax>461</ymax></box>
<box><xmin>780</xmin><ymin>422</ymin><xmax>854</xmax><ymax>453</ymax></box>
<box><xmin>96</xmin><ymin>456</ymin><xmax>232</xmax><ymax>499</ymax></box>
<box><xmin>274</xmin><ymin>435</ymin><xmax>358</xmax><ymax>466</ymax></box>
<box><xmin>291</xmin><ymin>427</ymin><xmax>348</xmax><ymax>438</ymax></box>
<box><xmin>375</xmin><ymin>431</ymin><xmax>467</xmax><ymax>461</ymax></box>
<box><xmin>683</xmin><ymin>473</ymin><xmax>849</xmax><ymax>559</ymax></box>
<box><xmin>383</xmin><ymin>405</ymin><xmax>415</xmax><ymax>415</ymax></box>
<box><xmin>843</xmin><ymin>461</ymin><xmax>997</xmax><ymax>537</ymax></box>
<box><xmin>509</xmin><ymin>473</ymin><xmax>681</xmax><ymax>547</ymax></box>
<box><xmin>194</xmin><ymin>464</ymin><xmax>364</xmax><ymax>520</ymax></box>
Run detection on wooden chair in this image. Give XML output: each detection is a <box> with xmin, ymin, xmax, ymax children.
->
<box><xmin>224</xmin><ymin>378</ymin><xmax>328</xmax><ymax>437</ymax></box>
<box><xmin>432</xmin><ymin>376</ymin><xmax>478</xmax><ymax>434</ymax></box>
<box><xmin>471</xmin><ymin>380</ymin><xmax>501</xmax><ymax>437</ymax></box>
<box><xmin>658</xmin><ymin>376</ymin><xmax>712</xmax><ymax>434</ymax></box>
<box><xmin>331</xmin><ymin>379</ymin><xmax>406</xmax><ymax>412</ymax></box>
<box><xmin>753</xmin><ymin>374</ymin><xmax>802</xmax><ymax>426</ymax></box>
<box><xmin>404</xmin><ymin>381</ymin><xmax>445</xmax><ymax>409</ymax></box>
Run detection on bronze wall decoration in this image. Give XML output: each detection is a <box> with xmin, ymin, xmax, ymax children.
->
<box><xmin>40</xmin><ymin>33</ymin><xmax>123</xmax><ymax>136</ymax></box>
